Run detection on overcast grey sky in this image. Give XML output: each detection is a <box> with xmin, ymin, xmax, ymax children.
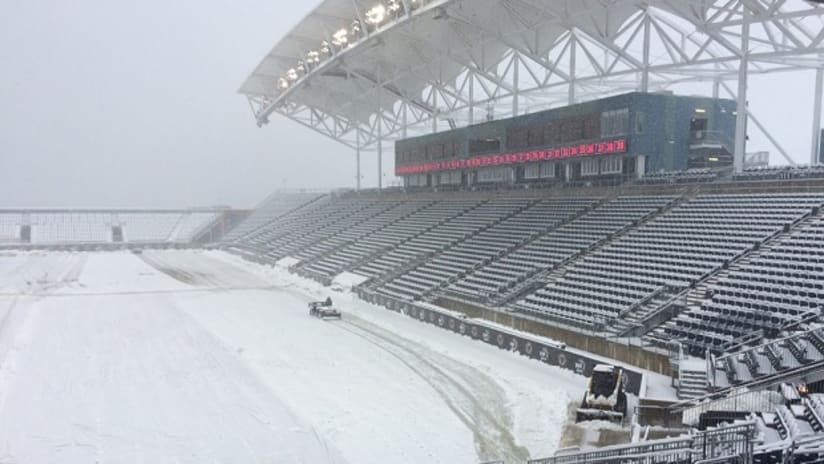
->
<box><xmin>0</xmin><ymin>1</ymin><xmax>820</xmax><ymax>209</ymax></box>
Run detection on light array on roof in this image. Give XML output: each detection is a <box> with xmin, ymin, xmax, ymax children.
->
<box><xmin>273</xmin><ymin>0</ymin><xmax>431</xmax><ymax>94</ymax></box>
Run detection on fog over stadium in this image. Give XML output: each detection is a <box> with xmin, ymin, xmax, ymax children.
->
<box><xmin>0</xmin><ymin>0</ymin><xmax>820</xmax><ymax>209</ymax></box>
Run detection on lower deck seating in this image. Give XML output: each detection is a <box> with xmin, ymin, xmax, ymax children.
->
<box><xmin>655</xmin><ymin>209</ymin><xmax>824</xmax><ymax>356</ymax></box>
<box><xmin>707</xmin><ymin>328</ymin><xmax>824</xmax><ymax>390</ymax></box>
<box><xmin>515</xmin><ymin>194</ymin><xmax>823</xmax><ymax>331</ymax></box>
<box><xmin>449</xmin><ymin>196</ymin><xmax>672</xmax><ymax>302</ymax></box>
<box><xmin>0</xmin><ymin>214</ymin><xmax>21</xmax><ymax>243</ymax></box>
<box><xmin>223</xmin><ymin>192</ymin><xmax>323</xmax><ymax>242</ymax></box>
<box><xmin>378</xmin><ymin>198</ymin><xmax>534</xmax><ymax>300</ymax></box>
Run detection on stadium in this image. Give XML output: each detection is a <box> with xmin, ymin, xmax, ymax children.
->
<box><xmin>3</xmin><ymin>1</ymin><xmax>824</xmax><ymax>463</ymax></box>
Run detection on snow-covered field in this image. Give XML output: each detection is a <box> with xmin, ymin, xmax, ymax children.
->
<box><xmin>0</xmin><ymin>250</ymin><xmax>586</xmax><ymax>463</ymax></box>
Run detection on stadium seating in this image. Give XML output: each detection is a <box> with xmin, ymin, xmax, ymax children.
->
<box><xmin>225</xmin><ymin>184</ymin><xmax>824</xmax><ymax>361</ymax></box>
<box><xmin>353</xmin><ymin>198</ymin><xmax>488</xmax><ymax>278</ymax></box>
<box><xmin>514</xmin><ymin>194</ymin><xmax>823</xmax><ymax>332</ymax></box>
<box><xmin>705</xmin><ymin>328</ymin><xmax>824</xmax><ymax>391</ymax></box>
<box><xmin>654</xmin><ymin>206</ymin><xmax>824</xmax><ymax>356</ymax></box>
<box><xmin>640</xmin><ymin>168</ymin><xmax>718</xmax><ymax>185</ymax></box>
<box><xmin>377</xmin><ymin>197</ymin><xmax>534</xmax><ymax>300</ymax></box>
<box><xmin>300</xmin><ymin>199</ymin><xmax>437</xmax><ymax>278</ymax></box>
<box><xmin>242</xmin><ymin>196</ymin><xmax>391</xmax><ymax>262</ymax></box>
<box><xmin>0</xmin><ymin>214</ymin><xmax>21</xmax><ymax>243</ymax></box>
<box><xmin>30</xmin><ymin>213</ymin><xmax>113</xmax><ymax>243</ymax></box>
<box><xmin>734</xmin><ymin>164</ymin><xmax>824</xmax><ymax>182</ymax></box>
<box><xmin>449</xmin><ymin>196</ymin><xmax>671</xmax><ymax>303</ymax></box>
<box><xmin>222</xmin><ymin>191</ymin><xmax>324</xmax><ymax>242</ymax></box>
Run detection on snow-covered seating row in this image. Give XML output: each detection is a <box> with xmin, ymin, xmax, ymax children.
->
<box><xmin>251</xmin><ymin>197</ymin><xmax>383</xmax><ymax>262</ymax></box>
<box><xmin>378</xmin><ymin>197</ymin><xmax>532</xmax><ymax>300</ymax></box>
<box><xmin>449</xmin><ymin>196</ymin><xmax>670</xmax><ymax>303</ymax></box>
<box><xmin>639</xmin><ymin>168</ymin><xmax>718</xmax><ymax>185</ymax></box>
<box><xmin>0</xmin><ymin>211</ymin><xmax>220</xmax><ymax>245</ymax></box>
<box><xmin>302</xmin><ymin>199</ymin><xmax>437</xmax><ymax>278</ymax></box>
<box><xmin>654</xmin><ymin>207</ymin><xmax>824</xmax><ymax>356</ymax></box>
<box><xmin>734</xmin><ymin>164</ymin><xmax>824</xmax><ymax>182</ymax></box>
<box><xmin>706</xmin><ymin>328</ymin><xmax>824</xmax><ymax>390</ymax></box>
<box><xmin>223</xmin><ymin>191</ymin><xmax>325</xmax><ymax>242</ymax></box>
<box><xmin>354</xmin><ymin>199</ymin><xmax>487</xmax><ymax>278</ymax></box>
<box><xmin>29</xmin><ymin>213</ymin><xmax>113</xmax><ymax>243</ymax></box>
<box><xmin>516</xmin><ymin>194</ymin><xmax>823</xmax><ymax>332</ymax></box>
<box><xmin>0</xmin><ymin>214</ymin><xmax>23</xmax><ymax>243</ymax></box>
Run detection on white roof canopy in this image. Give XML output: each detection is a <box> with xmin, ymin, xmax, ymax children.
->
<box><xmin>240</xmin><ymin>0</ymin><xmax>824</xmax><ymax>154</ymax></box>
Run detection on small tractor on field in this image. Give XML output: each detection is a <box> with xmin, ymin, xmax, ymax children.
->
<box><xmin>308</xmin><ymin>297</ymin><xmax>342</xmax><ymax>320</ymax></box>
<box><xmin>575</xmin><ymin>364</ymin><xmax>627</xmax><ymax>423</ymax></box>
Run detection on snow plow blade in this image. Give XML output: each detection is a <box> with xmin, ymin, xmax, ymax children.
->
<box><xmin>575</xmin><ymin>408</ymin><xmax>624</xmax><ymax>423</ymax></box>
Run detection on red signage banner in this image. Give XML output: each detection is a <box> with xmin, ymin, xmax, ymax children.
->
<box><xmin>396</xmin><ymin>139</ymin><xmax>627</xmax><ymax>176</ymax></box>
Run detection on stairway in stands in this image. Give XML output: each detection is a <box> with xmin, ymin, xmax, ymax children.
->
<box><xmin>678</xmin><ymin>363</ymin><xmax>710</xmax><ymax>400</ymax></box>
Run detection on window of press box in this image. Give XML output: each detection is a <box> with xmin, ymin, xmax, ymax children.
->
<box><xmin>470</xmin><ymin>137</ymin><xmax>501</xmax><ymax>155</ymax></box>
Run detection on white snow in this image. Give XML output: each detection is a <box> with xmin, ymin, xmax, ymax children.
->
<box><xmin>0</xmin><ymin>249</ymin><xmax>589</xmax><ymax>463</ymax></box>
<box><xmin>331</xmin><ymin>271</ymin><xmax>369</xmax><ymax>290</ymax></box>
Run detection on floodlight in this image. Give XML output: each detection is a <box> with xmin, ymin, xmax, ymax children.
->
<box><xmin>366</xmin><ymin>4</ymin><xmax>387</xmax><ymax>25</ymax></box>
<box><xmin>332</xmin><ymin>28</ymin><xmax>349</xmax><ymax>46</ymax></box>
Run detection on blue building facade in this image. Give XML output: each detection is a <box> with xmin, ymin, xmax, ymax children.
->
<box><xmin>395</xmin><ymin>92</ymin><xmax>736</xmax><ymax>187</ymax></box>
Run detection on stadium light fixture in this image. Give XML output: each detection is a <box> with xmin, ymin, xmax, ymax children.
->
<box><xmin>286</xmin><ymin>68</ymin><xmax>298</xmax><ymax>81</ymax></box>
<box><xmin>332</xmin><ymin>28</ymin><xmax>349</xmax><ymax>46</ymax></box>
<box><xmin>366</xmin><ymin>4</ymin><xmax>387</xmax><ymax>25</ymax></box>
<box><xmin>351</xmin><ymin>20</ymin><xmax>362</xmax><ymax>40</ymax></box>
<box><xmin>277</xmin><ymin>78</ymin><xmax>289</xmax><ymax>90</ymax></box>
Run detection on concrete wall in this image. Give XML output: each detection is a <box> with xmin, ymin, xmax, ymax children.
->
<box><xmin>434</xmin><ymin>297</ymin><xmax>672</xmax><ymax>377</ymax></box>
<box><xmin>359</xmin><ymin>290</ymin><xmax>647</xmax><ymax>396</ymax></box>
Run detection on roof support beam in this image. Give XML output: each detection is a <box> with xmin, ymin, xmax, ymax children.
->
<box><xmin>812</xmin><ymin>67</ymin><xmax>823</xmax><ymax>165</ymax></box>
<box><xmin>733</xmin><ymin>5</ymin><xmax>750</xmax><ymax>173</ymax></box>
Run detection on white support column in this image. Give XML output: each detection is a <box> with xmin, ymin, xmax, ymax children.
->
<box><xmin>378</xmin><ymin>120</ymin><xmax>383</xmax><ymax>191</ymax></box>
<box><xmin>512</xmin><ymin>52</ymin><xmax>520</xmax><ymax>117</ymax></box>
<box><xmin>812</xmin><ymin>68</ymin><xmax>823</xmax><ymax>165</ymax></box>
<box><xmin>356</xmin><ymin>132</ymin><xmax>362</xmax><ymax>192</ymax></box>
<box><xmin>468</xmin><ymin>73</ymin><xmax>474</xmax><ymax>126</ymax></box>
<box><xmin>377</xmin><ymin>76</ymin><xmax>383</xmax><ymax>191</ymax></box>
<box><xmin>641</xmin><ymin>13</ymin><xmax>651</xmax><ymax>93</ymax></box>
<box><xmin>402</xmin><ymin>102</ymin><xmax>408</xmax><ymax>139</ymax></box>
<box><xmin>733</xmin><ymin>7</ymin><xmax>750</xmax><ymax>173</ymax></box>
<box><xmin>568</xmin><ymin>32</ymin><xmax>577</xmax><ymax>105</ymax></box>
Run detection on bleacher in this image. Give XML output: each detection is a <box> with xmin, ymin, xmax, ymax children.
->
<box><xmin>640</xmin><ymin>168</ymin><xmax>719</xmax><ymax>185</ymax></box>
<box><xmin>0</xmin><ymin>210</ymin><xmax>223</xmax><ymax>247</ymax></box>
<box><xmin>0</xmin><ymin>214</ymin><xmax>21</xmax><ymax>243</ymax></box>
<box><xmin>354</xmin><ymin>198</ymin><xmax>487</xmax><ymax>278</ymax></box>
<box><xmin>449</xmin><ymin>196</ymin><xmax>670</xmax><ymax>303</ymax></box>
<box><xmin>534</xmin><ymin>388</ymin><xmax>824</xmax><ymax>464</ymax></box>
<box><xmin>300</xmin><ymin>199</ymin><xmax>436</xmax><ymax>279</ymax></box>
<box><xmin>222</xmin><ymin>191</ymin><xmax>324</xmax><ymax>242</ymax></box>
<box><xmin>654</xmin><ymin>204</ymin><xmax>824</xmax><ymax>356</ymax></box>
<box><xmin>377</xmin><ymin>197</ymin><xmax>540</xmax><ymax>300</ymax></box>
<box><xmin>30</xmin><ymin>213</ymin><xmax>113</xmax><ymax>243</ymax></box>
<box><xmin>706</xmin><ymin>328</ymin><xmax>824</xmax><ymax>392</ymax></box>
<box><xmin>734</xmin><ymin>164</ymin><xmax>824</xmax><ymax>182</ymax></box>
<box><xmin>513</xmin><ymin>193</ymin><xmax>822</xmax><ymax>333</ymax></box>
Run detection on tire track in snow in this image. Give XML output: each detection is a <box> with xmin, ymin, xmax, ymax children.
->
<box><xmin>332</xmin><ymin>315</ymin><xmax>530</xmax><ymax>464</ymax></box>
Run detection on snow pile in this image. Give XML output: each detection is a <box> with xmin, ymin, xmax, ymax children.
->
<box><xmin>331</xmin><ymin>271</ymin><xmax>369</xmax><ymax>290</ymax></box>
